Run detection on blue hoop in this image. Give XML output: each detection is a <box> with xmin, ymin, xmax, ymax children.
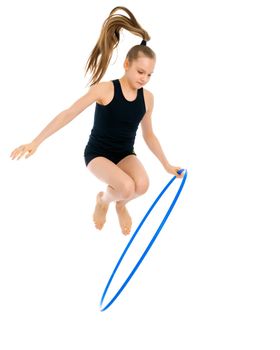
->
<box><xmin>100</xmin><ymin>168</ymin><xmax>188</xmax><ymax>311</ymax></box>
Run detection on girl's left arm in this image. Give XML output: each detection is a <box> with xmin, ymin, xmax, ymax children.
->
<box><xmin>141</xmin><ymin>90</ymin><xmax>183</xmax><ymax>178</ymax></box>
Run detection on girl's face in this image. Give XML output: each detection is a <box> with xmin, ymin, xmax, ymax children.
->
<box><xmin>124</xmin><ymin>56</ymin><xmax>155</xmax><ymax>89</ymax></box>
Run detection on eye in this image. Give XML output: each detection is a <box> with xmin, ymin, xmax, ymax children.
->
<box><xmin>137</xmin><ymin>70</ymin><xmax>144</xmax><ymax>74</ymax></box>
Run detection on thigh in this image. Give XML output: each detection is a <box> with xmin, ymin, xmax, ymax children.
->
<box><xmin>87</xmin><ymin>156</ymin><xmax>133</xmax><ymax>189</ymax></box>
<box><xmin>117</xmin><ymin>155</ymin><xmax>149</xmax><ymax>187</ymax></box>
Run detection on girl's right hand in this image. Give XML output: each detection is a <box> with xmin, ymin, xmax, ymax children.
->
<box><xmin>10</xmin><ymin>142</ymin><xmax>38</xmax><ymax>160</ymax></box>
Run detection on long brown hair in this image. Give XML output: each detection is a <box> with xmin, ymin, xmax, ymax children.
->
<box><xmin>85</xmin><ymin>6</ymin><xmax>155</xmax><ymax>86</ymax></box>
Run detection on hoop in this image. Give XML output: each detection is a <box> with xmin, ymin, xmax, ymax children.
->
<box><xmin>100</xmin><ymin>168</ymin><xmax>188</xmax><ymax>311</ymax></box>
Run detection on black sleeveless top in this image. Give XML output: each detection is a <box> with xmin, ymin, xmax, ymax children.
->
<box><xmin>86</xmin><ymin>79</ymin><xmax>146</xmax><ymax>154</ymax></box>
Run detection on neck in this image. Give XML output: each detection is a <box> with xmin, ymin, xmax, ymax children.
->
<box><xmin>119</xmin><ymin>76</ymin><xmax>136</xmax><ymax>92</ymax></box>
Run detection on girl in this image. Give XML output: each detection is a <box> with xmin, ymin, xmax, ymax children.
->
<box><xmin>10</xmin><ymin>6</ymin><xmax>182</xmax><ymax>235</ymax></box>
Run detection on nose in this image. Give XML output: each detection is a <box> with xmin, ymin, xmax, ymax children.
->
<box><xmin>140</xmin><ymin>76</ymin><xmax>149</xmax><ymax>84</ymax></box>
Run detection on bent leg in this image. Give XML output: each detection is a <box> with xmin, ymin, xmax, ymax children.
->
<box><xmin>116</xmin><ymin>155</ymin><xmax>149</xmax><ymax>207</ymax></box>
<box><xmin>87</xmin><ymin>156</ymin><xmax>135</xmax><ymax>234</ymax></box>
<box><xmin>113</xmin><ymin>155</ymin><xmax>149</xmax><ymax>234</ymax></box>
<box><xmin>87</xmin><ymin>157</ymin><xmax>135</xmax><ymax>204</ymax></box>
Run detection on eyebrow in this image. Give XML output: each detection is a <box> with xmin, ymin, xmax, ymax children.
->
<box><xmin>137</xmin><ymin>67</ymin><xmax>154</xmax><ymax>74</ymax></box>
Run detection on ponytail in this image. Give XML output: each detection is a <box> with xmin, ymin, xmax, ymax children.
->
<box><xmin>85</xmin><ymin>6</ymin><xmax>152</xmax><ymax>86</ymax></box>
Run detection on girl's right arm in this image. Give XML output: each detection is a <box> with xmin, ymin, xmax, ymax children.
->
<box><xmin>10</xmin><ymin>84</ymin><xmax>103</xmax><ymax>160</ymax></box>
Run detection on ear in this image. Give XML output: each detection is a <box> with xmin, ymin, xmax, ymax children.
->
<box><xmin>123</xmin><ymin>58</ymin><xmax>130</xmax><ymax>71</ymax></box>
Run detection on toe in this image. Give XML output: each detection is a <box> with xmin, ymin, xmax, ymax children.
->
<box><xmin>122</xmin><ymin>225</ymin><xmax>131</xmax><ymax>235</ymax></box>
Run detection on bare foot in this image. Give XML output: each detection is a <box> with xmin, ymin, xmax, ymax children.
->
<box><xmin>93</xmin><ymin>192</ymin><xmax>109</xmax><ymax>230</ymax></box>
<box><xmin>116</xmin><ymin>203</ymin><xmax>132</xmax><ymax>235</ymax></box>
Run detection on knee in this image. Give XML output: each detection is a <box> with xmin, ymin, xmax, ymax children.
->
<box><xmin>119</xmin><ymin>179</ymin><xmax>135</xmax><ymax>199</ymax></box>
<box><xmin>135</xmin><ymin>177</ymin><xmax>149</xmax><ymax>196</ymax></box>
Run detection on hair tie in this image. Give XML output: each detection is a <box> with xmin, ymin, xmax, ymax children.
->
<box><xmin>140</xmin><ymin>39</ymin><xmax>147</xmax><ymax>46</ymax></box>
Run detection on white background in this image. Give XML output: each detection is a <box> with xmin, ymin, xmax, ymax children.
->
<box><xmin>1</xmin><ymin>0</ymin><xmax>279</xmax><ymax>349</ymax></box>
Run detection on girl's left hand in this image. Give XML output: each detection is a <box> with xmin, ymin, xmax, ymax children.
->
<box><xmin>164</xmin><ymin>164</ymin><xmax>184</xmax><ymax>178</ymax></box>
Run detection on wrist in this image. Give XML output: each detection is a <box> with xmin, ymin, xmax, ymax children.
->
<box><xmin>163</xmin><ymin>161</ymin><xmax>170</xmax><ymax>170</ymax></box>
<box><xmin>31</xmin><ymin>139</ymin><xmax>40</xmax><ymax>148</ymax></box>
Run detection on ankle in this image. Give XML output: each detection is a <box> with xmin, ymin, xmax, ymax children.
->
<box><xmin>116</xmin><ymin>201</ymin><xmax>126</xmax><ymax>209</ymax></box>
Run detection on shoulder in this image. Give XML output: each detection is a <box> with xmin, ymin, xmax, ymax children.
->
<box><xmin>96</xmin><ymin>81</ymin><xmax>114</xmax><ymax>93</ymax></box>
<box><xmin>143</xmin><ymin>88</ymin><xmax>154</xmax><ymax>111</ymax></box>
<box><xmin>143</xmin><ymin>88</ymin><xmax>154</xmax><ymax>101</ymax></box>
<box><xmin>88</xmin><ymin>81</ymin><xmax>114</xmax><ymax>105</ymax></box>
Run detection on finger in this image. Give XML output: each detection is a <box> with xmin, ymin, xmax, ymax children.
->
<box><xmin>25</xmin><ymin>151</ymin><xmax>33</xmax><ymax>159</ymax></box>
<box><xmin>16</xmin><ymin>146</ymin><xmax>29</xmax><ymax>160</ymax></box>
<box><xmin>10</xmin><ymin>151</ymin><xmax>16</xmax><ymax>159</ymax></box>
<box><xmin>10</xmin><ymin>148</ymin><xmax>20</xmax><ymax>159</ymax></box>
<box><xmin>11</xmin><ymin>150</ymin><xmax>20</xmax><ymax>160</ymax></box>
<box><xmin>14</xmin><ymin>149</ymin><xmax>21</xmax><ymax>159</ymax></box>
<box><xmin>17</xmin><ymin>151</ymin><xmax>26</xmax><ymax>160</ymax></box>
<box><xmin>176</xmin><ymin>168</ymin><xmax>184</xmax><ymax>178</ymax></box>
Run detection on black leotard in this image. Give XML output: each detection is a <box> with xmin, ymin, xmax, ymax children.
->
<box><xmin>84</xmin><ymin>79</ymin><xmax>146</xmax><ymax>166</ymax></box>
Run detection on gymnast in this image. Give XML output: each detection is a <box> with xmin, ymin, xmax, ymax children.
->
<box><xmin>10</xmin><ymin>6</ymin><xmax>183</xmax><ymax>235</ymax></box>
